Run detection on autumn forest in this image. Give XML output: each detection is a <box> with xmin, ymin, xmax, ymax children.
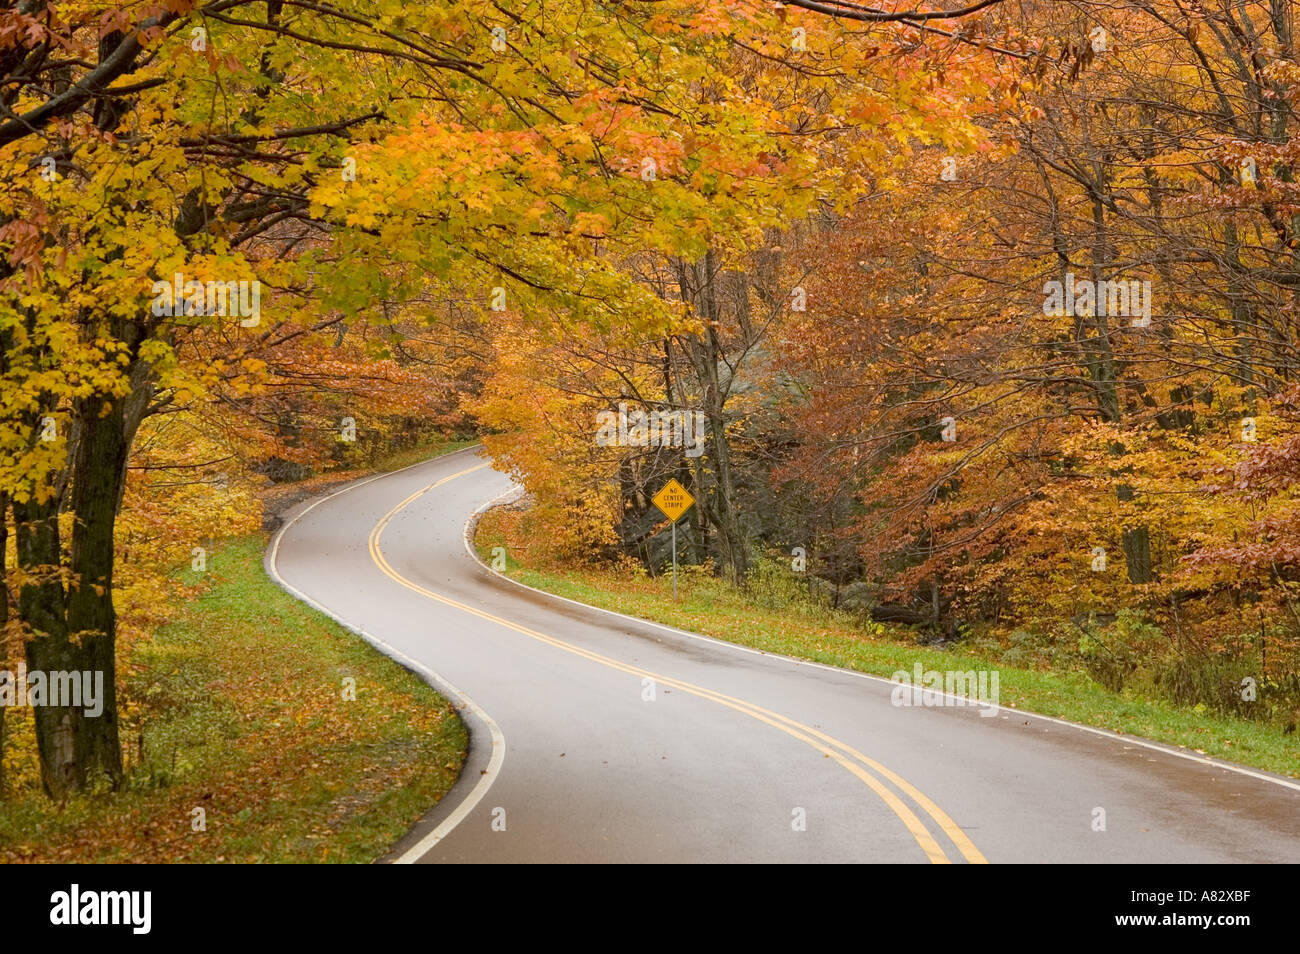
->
<box><xmin>2</xmin><ymin>0</ymin><xmax>1299</xmax><ymax>844</ymax></box>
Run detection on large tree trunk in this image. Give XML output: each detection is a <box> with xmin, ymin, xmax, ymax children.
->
<box><xmin>19</xmin><ymin>307</ymin><xmax>155</xmax><ymax>797</ymax></box>
<box><xmin>59</xmin><ymin>386</ymin><xmax>135</xmax><ymax>791</ymax></box>
<box><xmin>12</xmin><ymin>493</ymin><xmax>88</xmax><ymax>797</ymax></box>
<box><xmin>20</xmin><ymin>388</ymin><xmax>136</xmax><ymax>798</ymax></box>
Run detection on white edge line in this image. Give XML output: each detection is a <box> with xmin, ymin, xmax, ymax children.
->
<box><xmin>464</xmin><ymin>488</ymin><xmax>1300</xmax><ymax>796</ymax></box>
<box><xmin>263</xmin><ymin>447</ymin><xmax>507</xmax><ymax>864</ymax></box>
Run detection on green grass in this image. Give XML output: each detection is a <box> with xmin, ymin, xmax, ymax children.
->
<box><xmin>475</xmin><ymin>535</ymin><xmax>1299</xmax><ymax>779</ymax></box>
<box><xmin>373</xmin><ymin>437</ymin><xmax>479</xmax><ymax>473</ymax></box>
<box><xmin>0</xmin><ymin>444</ymin><xmax>475</xmax><ymax>863</ymax></box>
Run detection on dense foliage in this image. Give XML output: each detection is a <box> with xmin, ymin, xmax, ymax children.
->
<box><xmin>2</xmin><ymin>0</ymin><xmax>1297</xmax><ymax>797</ymax></box>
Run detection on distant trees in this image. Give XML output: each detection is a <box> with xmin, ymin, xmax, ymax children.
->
<box><xmin>481</xmin><ymin>2</ymin><xmax>1300</xmax><ymax>709</ymax></box>
<box><xmin>768</xmin><ymin>0</ymin><xmax>1300</xmax><ymax>690</ymax></box>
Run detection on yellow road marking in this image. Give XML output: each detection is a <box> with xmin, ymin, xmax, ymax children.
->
<box><xmin>368</xmin><ymin>463</ymin><xmax>987</xmax><ymax>864</ymax></box>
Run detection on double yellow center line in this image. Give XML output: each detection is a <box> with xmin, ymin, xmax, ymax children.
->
<box><xmin>368</xmin><ymin>462</ymin><xmax>987</xmax><ymax>864</ymax></box>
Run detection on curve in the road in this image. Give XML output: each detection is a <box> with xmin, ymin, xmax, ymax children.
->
<box><xmin>265</xmin><ymin>462</ymin><xmax>507</xmax><ymax>863</ymax></box>
<box><xmin>267</xmin><ymin>448</ymin><xmax>1300</xmax><ymax>863</ymax></box>
<box><xmin>364</xmin><ymin>461</ymin><xmax>984</xmax><ymax>864</ymax></box>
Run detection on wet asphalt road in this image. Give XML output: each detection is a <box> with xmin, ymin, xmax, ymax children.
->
<box><xmin>266</xmin><ymin>447</ymin><xmax>1300</xmax><ymax>863</ymax></box>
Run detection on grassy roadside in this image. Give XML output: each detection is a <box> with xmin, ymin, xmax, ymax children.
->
<box><xmin>369</xmin><ymin>438</ymin><xmax>480</xmax><ymax>474</ymax></box>
<box><xmin>0</xmin><ymin>441</ymin><xmax>472</xmax><ymax>863</ymax></box>
<box><xmin>475</xmin><ymin>516</ymin><xmax>1299</xmax><ymax>780</ymax></box>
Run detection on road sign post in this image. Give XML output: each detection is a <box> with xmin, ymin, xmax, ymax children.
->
<box><xmin>651</xmin><ymin>478</ymin><xmax>695</xmax><ymax>601</ymax></box>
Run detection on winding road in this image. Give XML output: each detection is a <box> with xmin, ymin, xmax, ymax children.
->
<box><xmin>266</xmin><ymin>447</ymin><xmax>1300</xmax><ymax>863</ymax></box>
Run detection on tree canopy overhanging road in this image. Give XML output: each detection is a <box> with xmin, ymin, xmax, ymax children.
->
<box><xmin>2</xmin><ymin>0</ymin><xmax>1299</xmax><ymax>870</ymax></box>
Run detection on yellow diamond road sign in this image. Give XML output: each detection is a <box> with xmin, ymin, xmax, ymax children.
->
<box><xmin>652</xmin><ymin>479</ymin><xmax>695</xmax><ymax>523</ymax></box>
